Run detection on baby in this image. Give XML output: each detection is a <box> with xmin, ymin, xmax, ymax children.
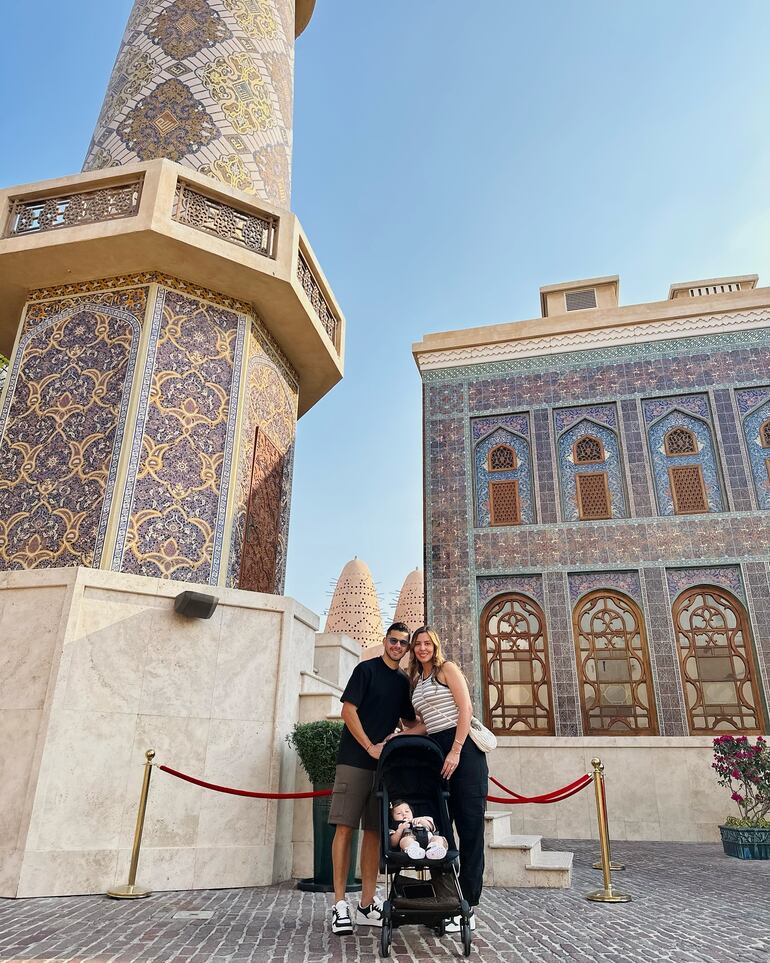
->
<box><xmin>389</xmin><ymin>799</ymin><xmax>448</xmax><ymax>860</ymax></box>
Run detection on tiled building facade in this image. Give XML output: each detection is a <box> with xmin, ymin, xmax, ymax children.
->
<box><xmin>415</xmin><ymin>275</ymin><xmax>770</xmax><ymax>740</ymax></box>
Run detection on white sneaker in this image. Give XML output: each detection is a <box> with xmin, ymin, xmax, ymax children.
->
<box><xmin>331</xmin><ymin>900</ymin><xmax>353</xmax><ymax>935</ymax></box>
<box><xmin>406</xmin><ymin>841</ymin><xmax>426</xmax><ymax>860</ymax></box>
<box><xmin>426</xmin><ymin>843</ymin><xmax>447</xmax><ymax>860</ymax></box>
<box><xmin>444</xmin><ymin>912</ymin><xmax>476</xmax><ymax>933</ymax></box>
<box><xmin>356</xmin><ymin>897</ymin><xmax>384</xmax><ymax>927</ymax></box>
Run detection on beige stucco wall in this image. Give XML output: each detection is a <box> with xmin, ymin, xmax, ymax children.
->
<box><xmin>0</xmin><ymin>566</ymin><xmax>318</xmax><ymax>898</ymax></box>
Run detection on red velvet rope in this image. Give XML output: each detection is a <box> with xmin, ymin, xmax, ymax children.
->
<box><xmin>487</xmin><ymin>773</ymin><xmax>592</xmax><ymax>805</ymax></box>
<box><xmin>159</xmin><ymin>765</ymin><xmax>333</xmax><ymax>798</ymax></box>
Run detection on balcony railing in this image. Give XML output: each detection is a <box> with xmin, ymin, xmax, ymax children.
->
<box><xmin>3</xmin><ymin>178</ymin><xmax>143</xmax><ymax>238</ymax></box>
<box><xmin>297</xmin><ymin>250</ymin><xmax>339</xmax><ymax>349</ymax></box>
<box><xmin>172</xmin><ymin>181</ymin><xmax>278</xmax><ymax>259</ymax></box>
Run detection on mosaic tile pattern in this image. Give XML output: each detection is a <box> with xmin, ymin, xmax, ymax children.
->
<box><xmin>737</xmin><ymin>387</ymin><xmax>770</xmax><ymax>510</ymax></box>
<box><xmin>0</xmin><ymin>289</ymin><xmax>146</xmax><ymax>571</ymax></box>
<box><xmin>543</xmin><ymin>571</ymin><xmax>581</xmax><ymax>736</ymax></box>
<box><xmin>743</xmin><ymin>561</ymin><xmax>770</xmax><ymax>698</ymax></box>
<box><xmin>665</xmin><ymin>565</ymin><xmax>746</xmax><ymax>606</ymax></box>
<box><xmin>83</xmin><ymin>0</ymin><xmax>296</xmax><ymax>206</ymax></box>
<box><xmin>474</xmin><ymin>425</ymin><xmax>534</xmax><ymax>526</ymax></box>
<box><xmin>619</xmin><ymin>398</ymin><xmax>654</xmax><ymax>516</ymax></box>
<box><xmin>555</xmin><ymin>414</ymin><xmax>627</xmax><ymax>521</ymax></box>
<box><xmin>643</xmin><ymin>397</ymin><xmax>724</xmax><ymax>515</ymax></box>
<box><xmin>226</xmin><ymin>317</ymin><xmax>298</xmax><ymax>592</ymax></box>
<box><xmin>113</xmin><ymin>285</ymin><xmax>245</xmax><ymax>583</ymax></box>
<box><xmin>476</xmin><ymin>574</ymin><xmax>543</xmax><ymax>606</ymax></box>
<box><xmin>532</xmin><ymin>408</ymin><xmax>558</xmax><ymax>523</ymax></box>
<box><xmin>712</xmin><ymin>387</ymin><xmax>754</xmax><ymax>511</ymax></box>
<box><xmin>640</xmin><ymin>567</ymin><xmax>687</xmax><ymax>736</ymax></box>
<box><xmin>567</xmin><ymin>570</ymin><xmax>641</xmax><ymax>605</ymax></box>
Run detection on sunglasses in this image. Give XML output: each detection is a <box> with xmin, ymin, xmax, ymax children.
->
<box><xmin>385</xmin><ymin>637</ymin><xmax>410</xmax><ymax>648</ymax></box>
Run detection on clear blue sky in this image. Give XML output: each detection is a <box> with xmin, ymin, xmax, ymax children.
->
<box><xmin>2</xmin><ymin>2</ymin><xmax>770</xmax><ymax>620</ymax></box>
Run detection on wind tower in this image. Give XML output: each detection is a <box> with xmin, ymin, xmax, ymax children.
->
<box><xmin>0</xmin><ymin>0</ymin><xmax>343</xmax><ymax>590</ymax></box>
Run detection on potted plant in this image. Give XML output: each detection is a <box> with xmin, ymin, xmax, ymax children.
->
<box><xmin>287</xmin><ymin>720</ymin><xmax>360</xmax><ymax>891</ymax></box>
<box><xmin>712</xmin><ymin>734</ymin><xmax>770</xmax><ymax>859</ymax></box>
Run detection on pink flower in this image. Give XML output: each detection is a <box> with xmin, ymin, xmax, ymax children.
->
<box><xmin>731</xmin><ymin>792</ymin><xmax>744</xmax><ymax>803</ymax></box>
<box><xmin>731</xmin><ymin>769</ymin><xmax>741</xmax><ymax>779</ymax></box>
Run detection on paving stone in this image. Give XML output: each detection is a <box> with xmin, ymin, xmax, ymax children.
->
<box><xmin>0</xmin><ymin>840</ymin><xmax>769</xmax><ymax>962</ymax></box>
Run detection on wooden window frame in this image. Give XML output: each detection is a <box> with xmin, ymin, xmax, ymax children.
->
<box><xmin>760</xmin><ymin>418</ymin><xmax>770</xmax><ymax>449</ymax></box>
<box><xmin>572</xmin><ymin>434</ymin><xmax>605</xmax><ymax>465</ymax></box>
<box><xmin>488</xmin><ymin>443</ymin><xmax>517</xmax><ymax>472</ymax></box>
<box><xmin>766</xmin><ymin>457</ymin><xmax>770</xmax><ymax>484</ymax></box>
<box><xmin>664</xmin><ymin>426</ymin><xmax>698</xmax><ymax>456</ymax></box>
<box><xmin>480</xmin><ymin>593</ymin><xmax>555</xmax><ymax>736</ymax></box>
<box><xmin>672</xmin><ymin>586</ymin><xmax>764</xmax><ymax>735</ymax></box>
<box><xmin>668</xmin><ymin>463</ymin><xmax>709</xmax><ymax>515</ymax></box>
<box><xmin>572</xmin><ymin>589</ymin><xmax>659</xmax><ymax>736</ymax></box>
<box><xmin>489</xmin><ymin>478</ymin><xmax>521</xmax><ymax>526</ymax></box>
<box><xmin>576</xmin><ymin>471</ymin><xmax>612</xmax><ymax>520</ymax></box>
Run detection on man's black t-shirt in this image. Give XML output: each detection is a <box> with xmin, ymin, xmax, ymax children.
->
<box><xmin>337</xmin><ymin>658</ymin><xmax>416</xmax><ymax>771</ymax></box>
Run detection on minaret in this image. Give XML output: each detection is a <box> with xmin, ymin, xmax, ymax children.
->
<box><xmin>326</xmin><ymin>558</ymin><xmax>385</xmax><ymax>648</ymax></box>
<box><xmin>393</xmin><ymin>568</ymin><xmax>425</xmax><ymax>633</ymax></box>
<box><xmin>0</xmin><ymin>0</ymin><xmax>343</xmax><ymax>590</ymax></box>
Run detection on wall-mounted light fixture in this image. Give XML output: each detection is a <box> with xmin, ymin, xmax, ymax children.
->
<box><xmin>174</xmin><ymin>591</ymin><xmax>219</xmax><ymax>620</ymax></box>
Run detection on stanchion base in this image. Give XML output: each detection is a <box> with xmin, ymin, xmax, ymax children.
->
<box><xmin>585</xmin><ymin>888</ymin><xmax>631</xmax><ymax>903</ymax></box>
<box><xmin>592</xmin><ymin>861</ymin><xmax>625</xmax><ymax>871</ymax></box>
<box><xmin>106</xmin><ymin>884</ymin><xmax>152</xmax><ymax>899</ymax></box>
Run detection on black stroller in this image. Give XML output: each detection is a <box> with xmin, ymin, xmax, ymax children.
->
<box><xmin>375</xmin><ymin>735</ymin><xmax>472</xmax><ymax>957</ymax></box>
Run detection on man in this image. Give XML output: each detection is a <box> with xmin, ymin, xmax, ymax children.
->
<box><xmin>329</xmin><ymin>622</ymin><xmax>416</xmax><ymax>935</ymax></box>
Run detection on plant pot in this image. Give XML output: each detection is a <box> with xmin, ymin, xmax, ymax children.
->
<box><xmin>296</xmin><ymin>789</ymin><xmax>362</xmax><ymax>892</ymax></box>
<box><xmin>719</xmin><ymin>824</ymin><xmax>770</xmax><ymax>860</ymax></box>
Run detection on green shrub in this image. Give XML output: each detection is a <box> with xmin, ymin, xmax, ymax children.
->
<box><xmin>287</xmin><ymin>720</ymin><xmax>343</xmax><ymax>787</ymax></box>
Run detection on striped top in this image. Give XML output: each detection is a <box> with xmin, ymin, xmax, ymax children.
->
<box><xmin>412</xmin><ymin>671</ymin><xmax>459</xmax><ymax>734</ymax></box>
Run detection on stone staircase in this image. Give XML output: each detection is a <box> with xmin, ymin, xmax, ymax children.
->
<box><xmin>483</xmin><ymin>811</ymin><xmax>573</xmax><ymax>888</ymax></box>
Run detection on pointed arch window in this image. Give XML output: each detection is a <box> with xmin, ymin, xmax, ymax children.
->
<box><xmin>480</xmin><ymin>593</ymin><xmax>554</xmax><ymax>735</ymax></box>
<box><xmin>573</xmin><ymin>435</ymin><xmax>605</xmax><ymax>464</ymax></box>
<box><xmin>760</xmin><ymin>419</ymin><xmax>770</xmax><ymax>449</ymax></box>
<box><xmin>488</xmin><ymin>444</ymin><xmax>517</xmax><ymax>472</ymax></box>
<box><xmin>665</xmin><ymin>426</ymin><xmax>698</xmax><ymax>456</ymax></box>
<box><xmin>572</xmin><ymin>590</ymin><xmax>658</xmax><ymax>735</ymax></box>
<box><xmin>673</xmin><ymin>586</ymin><xmax>764</xmax><ymax>734</ymax></box>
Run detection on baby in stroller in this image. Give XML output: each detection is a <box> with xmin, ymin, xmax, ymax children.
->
<box><xmin>389</xmin><ymin>799</ymin><xmax>448</xmax><ymax>860</ymax></box>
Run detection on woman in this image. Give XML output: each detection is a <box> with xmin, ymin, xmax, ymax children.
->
<box><xmin>408</xmin><ymin>625</ymin><xmax>488</xmax><ymax>930</ymax></box>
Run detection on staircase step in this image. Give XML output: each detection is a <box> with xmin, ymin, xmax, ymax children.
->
<box><xmin>489</xmin><ymin>834</ymin><xmax>542</xmax><ymax>854</ymax></box>
<box><xmin>484</xmin><ymin>811</ymin><xmax>513</xmax><ymax>844</ymax></box>
<box><xmin>528</xmin><ymin>851</ymin><xmax>574</xmax><ymax>871</ymax></box>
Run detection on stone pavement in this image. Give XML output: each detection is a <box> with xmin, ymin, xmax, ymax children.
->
<box><xmin>1</xmin><ymin>840</ymin><xmax>769</xmax><ymax>963</ymax></box>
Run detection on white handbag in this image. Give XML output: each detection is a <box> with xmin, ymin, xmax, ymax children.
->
<box><xmin>468</xmin><ymin>715</ymin><xmax>497</xmax><ymax>754</ymax></box>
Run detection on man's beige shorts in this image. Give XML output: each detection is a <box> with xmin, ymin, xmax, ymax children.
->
<box><xmin>328</xmin><ymin>764</ymin><xmax>379</xmax><ymax>831</ymax></box>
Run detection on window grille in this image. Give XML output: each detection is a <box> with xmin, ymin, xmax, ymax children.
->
<box><xmin>573</xmin><ymin>435</ymin><xmax>604</xmax><ymax>464</ymax></box>
<box><xmin>760</xmin><ymin>419</ymin><xmax>770</xmax><ymax>448</ymax></box>
<box><xmin>576</xmin><ymin>472</ymin><xmax>611</xmax><ymax>520</ymax></box>
<box><xmin>665</xmin><ymin>426</ymin><xmax>698</xmax><ymax>456</ymax></box>
<box><xmin>565</xmin><ymin>288</ymin><xmax>597</xmax><ymax>311</ymax></box>
<box><xmin>490</xmin><ymin>479</ymin><xmax>520</xmax><ymax>525</ymax></box>
<box><xmin>480</xmin><ymin>593</ymin><xmax>554</xmax><ymax>735</ymax></box>
<box><xmin>673</xmin><ymin>587</ymin><xmax>763</xmax><ymax>734</ymax></box>
<box><xmin>572</xmin><ymin>590</ymin><xmax>658</xmax><ymax>735</ymax></box>
<box><xmin>669</xmin><ymin>465</ymin><xmax>708</xmax><ymax>514</ymax></box>
<box><xmin>488</xmin><ymin>444</ymin><xmax>517</xmax><ymax>471</ymax></box>
<box><xmin>688</xmin><ymin>283</ymin><xmax>741</xmax><ymax>297</ymax></box>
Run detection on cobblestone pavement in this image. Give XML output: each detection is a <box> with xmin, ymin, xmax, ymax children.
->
<box><xmin>1</xmin><ymin>840</ymin><xmax>769</xmax><ymax>963</ymax></box>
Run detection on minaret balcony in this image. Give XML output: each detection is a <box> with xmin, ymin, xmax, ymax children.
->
<box><xmin>0</xmin><ymin>158</ymin><xmax>343</xmax><ymax>415</ymax></box>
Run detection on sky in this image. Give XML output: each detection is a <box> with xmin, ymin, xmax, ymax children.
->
<box><xmin>2</xmin><ymin>1</ymin><xmax>770</xmax><ymax>621</ymax></box>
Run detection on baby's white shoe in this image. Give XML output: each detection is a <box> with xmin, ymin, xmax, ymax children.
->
<box><xmin>406</xmin><ymin>841</ymin><xmax>426</xmax><ymax>860</ymax></box>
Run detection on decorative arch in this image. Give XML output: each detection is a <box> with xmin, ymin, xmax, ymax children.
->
<box><xmin>557</xmin><ymin>416</ymin><xmax>626</xmax><ymax>521</ymax></box>
<box><xmin>572</xmin><ymin>589</ymin><xmax>658</xmax><ymax>735</ymax></box>
<box><xmin>474</xmin><ymin>425</ymin><xmax>534</xmax><ymax>526</ymax></box>
<box><xmin>673</xmin><ymin>586</ymin><xmax>764</xmax><ymax>734</ymax></box>
<box><xmin>480</xmin><ymin>593</ymin><xmax>554</xmax><ymax>735</ymax></box>
<box><xmin>664</xmin><ymin>426</ymin><xmax>698</xmax><ymax>456</ymax></box>
<box><xmin>736</xmin><ymin>391</ymin><xmax>770</xmax><ymax>510</ymax></box>
<box><xmin>488</xmin><ymin>444</ymin><xmax>517</xmax><ymax>472</ymax></box>
<box><xmin>573</xmin><ymin>434</ymin><xmax>605</xmax><ymax>464</ymax></box>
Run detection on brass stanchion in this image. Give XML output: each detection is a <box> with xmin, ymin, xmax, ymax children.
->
<box><xmin>585</xmin><ymin>758</ymin><xmax>630</xmax><ymax>903</ymax></box>
<box><xmin>107</xmin><ymin>749</ymin><xmax>155</xmax><ymax>899</ymax></box>
<box><xmin>593</xmin><ymin>776</ymin><xmax>625</xmax><ymax>872</ymax></box>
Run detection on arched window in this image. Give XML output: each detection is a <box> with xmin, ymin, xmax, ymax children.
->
<box><xmin>673</xmin><ymin>586</ymin><xmax>764</xmax><ymax>734</ymax></box>
<box><xmin>760</xmin><ymin>419</ymin><xmax>770</xmax><ymax>448</ymax></box>
<box><xmin>573</xmin><ymin>435</ymin><xmax>605</xmax><ymax>464</ymax></box>
<box><xmin>488</xmin><ymin>444</ymin><xmax>517</xmax><ymax>471</ymax></box>
<box><xmin>665</xmin><ymin>426</ymin><xmax>698</xmax><ymax>456</ymax></box>
<box><xmin>572</xmin><ymin>590</ymin><xmax>658</xmax><ymax>735</ymax></box>
<box><xmin>480</xmin><ymin>593</ymin><xmax>554</xmax><ymax>735</ymax></box>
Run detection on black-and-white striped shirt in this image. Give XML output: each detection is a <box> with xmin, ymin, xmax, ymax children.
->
<box><xmin>412</xmin><ymin>671</ymin><xmax>459</xmax><ymax>734</ymax></box>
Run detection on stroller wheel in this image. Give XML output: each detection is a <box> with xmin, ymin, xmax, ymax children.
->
<box><xmin>379</xmin><ymin>920</ymin><xmax>392</xmax><ymax>958</ymax></box>
<box><xmin>460</xmin><ymin>916</ymin><xmax>472</xmax><ymax>957</ymax></box>
<box><xmin>435</xmin><ymin>919</ymin><xmax>446</xmax><ymax>936</ymax></box>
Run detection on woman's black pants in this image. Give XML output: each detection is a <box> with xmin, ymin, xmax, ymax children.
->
<box><xmin>432</xmin><ymin>727</ymin><xmax>489</xmax><ymax>907</ymax></box>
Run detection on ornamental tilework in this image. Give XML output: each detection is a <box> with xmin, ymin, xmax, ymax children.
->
<box><xmin>226</xmin><ymin>317</ymin><xmax>298</xmax><ymax>592</ymax></box>
<box><xmin>665</xmin><ymin>565</ymin><xmax>746</xmax><ymax>607</ymax></box>
<box><xmin>567</xmin><ymin>570</ymin><xmax>642</xmax><ymax>606</ymax></box>
<box><xmin>554</xmin><ymin>403</ymin><xmax>616</xmax><ymax>435</ymax></box>
<box><xmin>474</xmin><ymin>425</ymin><xmax>534</xmax><ymax>526</ymax></box>
<box><xmin>555</xmin><ymin>414</ymin><xmax>627</xmax><ymax>521</ymax></box>
<box><xmin>113</xmin><ymin>285</ymin><xmax>245</xmax><ymax>583</ymax></box>
<box><xmin>736</xmin><ymin>387</ymin><xmax>770</xmax><ymax>510</ymax></box>
<box><xmin>0</xmin><ymin>289</ymin><xmax>146</xmax><ymax>570</ymax></box>
<box><xmin>83</xmin><ymin>0</ymin><xmax>295</xmax><ymax>205</ymax></box>
<box><xmin>472</xmin><ymin>413</ymin><xmax>529</xmax><ymax>443</ymax></box>
<box><xmin>477</xmin><ymin>574</ymin><xmax>544</xmax><ymax>607</ymax></box>
<box><xmin>644</xmin><ymin>400</ymin><xmax>724</xmax><ymax>515</ymax></box>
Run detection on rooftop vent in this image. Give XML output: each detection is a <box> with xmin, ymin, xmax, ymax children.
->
<box><xmin>565</xmin><ymin>288</ymin><xmax>597</xmax><ymax>311</ymax></box>
<box><xmin>688</xmin><ymin>283</ymin><xmax>741</xmax><ymax>297</ymax></box>
<box><xmin>668</xmin><ymin>274</ymin><xmax>758</xmax><ymax>300</ymax></box>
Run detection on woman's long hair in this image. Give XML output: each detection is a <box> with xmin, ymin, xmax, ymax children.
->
<box><xmin>408</xmin><ymin>625</ymin><xmax>446</xmax><ymax>688</ymax></box>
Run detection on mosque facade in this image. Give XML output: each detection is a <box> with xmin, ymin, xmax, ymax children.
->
<box><xmin>414</xmin><ymin>274</ymin><xmax>770</xmax><ymax>746</ymax></box>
